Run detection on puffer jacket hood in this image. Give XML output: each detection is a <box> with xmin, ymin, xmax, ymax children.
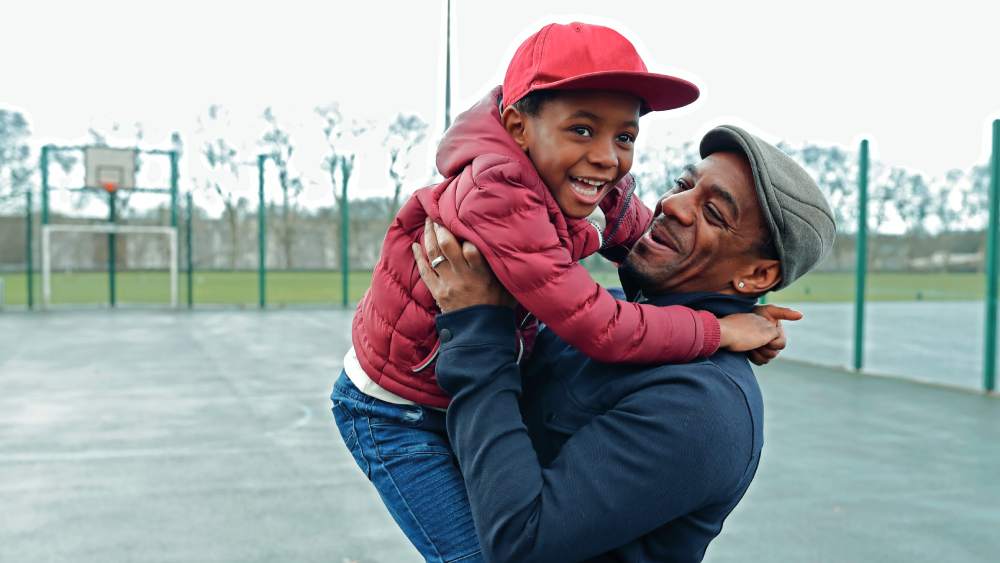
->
<box><xmin>437</xmin><ymin>86</ymin><xmax>526</xmax><ymax>179</ymax></box>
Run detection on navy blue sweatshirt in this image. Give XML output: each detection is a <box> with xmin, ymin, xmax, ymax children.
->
<box><xmin>435</xmin><ymin>290</ymin><xmax>764</xmax><ymax>563</ymax></box>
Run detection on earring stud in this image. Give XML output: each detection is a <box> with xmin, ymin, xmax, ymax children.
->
<box><xmin>738</xmin><ymin>281</ymin><xmax>745</xmax><ymax>289</ymax></box>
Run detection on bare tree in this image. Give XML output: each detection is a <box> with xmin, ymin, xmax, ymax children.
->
<box><xmin>316</xmin><ymin>104</ymin><xmax>346</xmax><ymax>210</ymax></box>
<box><xmin>316</xmin><ymin>104</ymin><xmax>371</xmax><ymax>270</ymax></box>
<box><xmin>260</xmin><ymin>107</ymin><xmax>304</xmax><ymax>269</ymax></box>
<box><xmin>632</xmin><ymin>141</ymin><xmax>699</xmax><ymax>204</ymax></box>
<box><xmin>198</xmin><ymin>105</ymin><xmax>243</xmax><ymax>269</ymax></box>
<box><xmin>0</xmin><ymin>109</ymin><xmax>33</xmax><ymax>210</ymax></box>
<box><xmin>384</xmin><ymin>113</ymin><xmax>428</xmax><ymax>219</ymax></box>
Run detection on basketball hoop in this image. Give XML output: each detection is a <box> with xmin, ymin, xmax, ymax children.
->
<box><xmin>85</xmin><ymin>147</ymin><xmax>136</xmax><ymax>191</ymax></box>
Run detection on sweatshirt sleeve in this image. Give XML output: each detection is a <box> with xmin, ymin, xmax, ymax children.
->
<box><xmin>434</xmin><ymin>306</ymin><xmax>744</xmax><ymax>563</ymax></box>
<box><xmin>449</xmin><ymin>160</ymin><xmax>720</xmax><ymax>364</ymax></box>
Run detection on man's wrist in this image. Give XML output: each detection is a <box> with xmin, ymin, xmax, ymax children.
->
<box><xmin>435</xmin><ymin>305</ymin><xmax>519</xmax><ymax>352</ymax></box>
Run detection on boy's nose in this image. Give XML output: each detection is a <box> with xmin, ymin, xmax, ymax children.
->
<box><xmin>586</xmin><ymin>140</ymin><xmax>618</xmax><ymax>169</ymax></box>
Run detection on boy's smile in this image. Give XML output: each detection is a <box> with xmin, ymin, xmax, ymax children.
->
<box><xmin>504</xmin><ymin>90</ymin><xmax>642</xmax><ymax>219</ymax></box>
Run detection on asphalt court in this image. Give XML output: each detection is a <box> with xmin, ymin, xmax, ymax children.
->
<box><xmin>1</xmin><ymin>309</ymin><xmax>997</xmax><ymax>562</ymax></box>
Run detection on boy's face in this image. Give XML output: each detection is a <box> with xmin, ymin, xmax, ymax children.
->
<box><xmin>505</xmin><ymin>90</ymin><xmax>641</xmax><ymax>218</ymax></box>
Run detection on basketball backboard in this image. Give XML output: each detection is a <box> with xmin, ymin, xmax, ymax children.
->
<box><xmin>84</xmin><ymin>147</ymin><xmax>137</xmax><ymax>191</ymax></box>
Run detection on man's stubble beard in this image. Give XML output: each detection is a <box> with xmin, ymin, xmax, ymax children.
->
<box><xmin>619</xmin><ymin>249</ymin><xmax>680</xmax><ymax>297</ymax></box>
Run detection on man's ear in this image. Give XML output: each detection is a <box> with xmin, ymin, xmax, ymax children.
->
<box><xmin>732</xmin><ymin>259</ymin><xmax>781</xmax><ymax>295</ymax></box>
<box><xmin>501</xmin><ymin>106</ymin><xmax>530</xmax><ymax>154</ymax></box>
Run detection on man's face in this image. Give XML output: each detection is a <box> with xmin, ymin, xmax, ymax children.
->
<box><xmin>517</xmin><ymin>90</ymin><xmax>641</xmax><ymax>219</ymax></box>
<box><xmin>622</xmin><ymin>151</ymin><xmax>774</xmax><ymax>294</ymax></box>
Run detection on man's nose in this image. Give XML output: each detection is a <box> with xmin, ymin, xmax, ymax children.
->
<box><xmin>660</xmin><ymin>193</ymin><xmax>695</xmax><ymax>226</ymax></box>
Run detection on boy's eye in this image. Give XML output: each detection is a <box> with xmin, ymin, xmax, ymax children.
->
<box><xmin>617</xmin><ymin>133</ymin><xmax>636</xmax><ymax>144</ymax></box>
<box><xmin>571</xmin><ymin>126</ymin><xmax>592</xmax><ymax>137</ymax></box>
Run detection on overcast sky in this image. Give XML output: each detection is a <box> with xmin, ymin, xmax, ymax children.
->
<box><xmin>3</xmin><ymin>0</ymin><xmax>999</xmax><ymax>210</ymax></box>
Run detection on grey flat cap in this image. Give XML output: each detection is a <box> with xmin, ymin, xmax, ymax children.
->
<box><xmin>700</xmin><ymin>125</ymin><xmax>836</xmax><ymax>290</ymax></box>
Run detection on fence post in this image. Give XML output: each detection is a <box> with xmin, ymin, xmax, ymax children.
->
<box><xmin>186</xmin><ymin>192</ymin><xmax>194</xmax><ymax>309</ymax></box>
<box><xmin>258</xmin><ymin>155</ymin><xmax>267</xmax><ymax>309</ymax></box>
<box><xmin>341</xmin><ymin>171</ymin><xmax>350</xmax><ymax>308</ymax></box>
<box><xmin>26</xmin><ymin>190</ymin><xmax>33</xmax><ymax>309</ymax></box>
<box><xmin>853</xmin><ymin>139</ymin><xmax>869</xmax><ymax>372</ymax></box>
<box><xmin>108</xmin><ymin>189</ymin><xmax>117</xmax><ymax>308</ymax></box>
<box><xmin>984</xmin><ymin>119</ymin><xmax>1000</xmax><ymax>392</ymax></box>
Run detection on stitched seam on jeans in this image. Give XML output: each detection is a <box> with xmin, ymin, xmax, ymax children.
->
<box><xmin>333</xmin><ymin>403</ymin><xmax>359</xmax><ymax>451</ymax></box>
<box><xmin>367</xmin><ymin>418</ymin><xmax>445</xmax><ymax>561</ymax></box>
<box><xmin>447</xmin><ymin>549</ymin><xmax>484</xmax><ymax>562</ymax></box>
<box><xmin>347</xmin><ymin>406</ymin><xmax>370</xmax><ymax>479</ymax></box>
<box><xmin>370</xmin><ymin>421</ymin><xmax>452</xmax><ymax>458</ymax></box>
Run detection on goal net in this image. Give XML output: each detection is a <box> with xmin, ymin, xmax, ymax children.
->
<box><xmin>41</xmin><ymin>224</ymin><xmax>178</xmax><ymax>308</ymax></box>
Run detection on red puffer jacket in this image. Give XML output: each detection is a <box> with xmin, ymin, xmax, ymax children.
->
<box><xmin>352</xmin><ymin>86</ymin><xmax>721</xmax><ymax>408</ymax></box>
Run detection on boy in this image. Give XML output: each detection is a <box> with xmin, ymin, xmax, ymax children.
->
<box><xmin>332</xmin><ymin>22</ymin><xmax>786</xmax><ymax>562</ymax></box>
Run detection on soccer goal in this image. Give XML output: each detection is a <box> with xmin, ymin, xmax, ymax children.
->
<box><xmin>41</xmin><ymin>224</ymin><xmax>179</xmax><ymax>309</ymax></box>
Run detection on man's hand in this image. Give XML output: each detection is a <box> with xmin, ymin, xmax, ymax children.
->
<box><xmin>718</xmin><ymin>304</ymin><xmax>802</xmax><ymax>365</ymax></box>
<box><xmin>411</xmin><ymin>218</ymin><xmax>515</xmax><ymax>313</ymax></box>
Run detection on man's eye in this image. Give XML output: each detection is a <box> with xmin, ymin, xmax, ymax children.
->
<box><xmin>706</xmin><ymin>205</ymin><xmax>725</xmax><ymax>225</ymax></box>
<box><xmin>673</xmin><ymin>178</ymin><xmax>690</xmax><ymax>191</ymax></box>
<box><xmin>571</xmin><ymin>126</ymin><xmax>592</xmax><ymax>137</ymax></box>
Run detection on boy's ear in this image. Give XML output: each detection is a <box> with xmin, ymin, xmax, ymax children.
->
<box><xmin>501</xmin><ymin>106</ymin><xmax>530</xmax><ymax>154</ymax></box>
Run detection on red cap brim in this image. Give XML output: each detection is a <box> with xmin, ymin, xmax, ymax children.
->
<box><xmin>524</xmin><ymin>70</ymin><xmax>700</xmax><ymax>114</ymax></box>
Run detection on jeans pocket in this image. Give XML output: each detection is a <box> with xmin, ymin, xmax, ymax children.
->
<box><xmin>371</xmin><ymin>416</ymin><xmax>453</xmax><ymax>459</ymax></box>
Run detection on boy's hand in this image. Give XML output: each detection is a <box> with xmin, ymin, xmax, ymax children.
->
<box><xmin>718</xmin><ymin>305</ymin><xmax>802</xmax><ymax>362</ymax></box>
<box><xmin>745</xmin><ymin>305</ymin><xmax>802</xmax><ymax>365</ymax></box>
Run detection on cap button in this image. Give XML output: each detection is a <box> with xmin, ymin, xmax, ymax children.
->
<box><xmin>439</xmin><ymin>328</ymin><xmax>453</xmax><ymax>343</ymax></box>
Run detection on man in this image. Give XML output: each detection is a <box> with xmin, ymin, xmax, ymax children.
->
<box><xmin>412</xmin><ymin>125</ymin><xmax>836</xmax><ymax>562</ymax></box>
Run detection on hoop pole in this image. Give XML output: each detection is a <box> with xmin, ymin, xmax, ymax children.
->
<box><xmin>186</xmin><ymin>192</ymin><xmax>194</xmax><ymax>309</ymax></box>
<box><xmin>258</xmin><ymin>154</ymin><xmax>267</xmax><ymax>309</ymax></box>
<box><xmin>40</xmin><ymin>145</ymin><xmax>50</xmax><ymax>225</ymax></box>
<box><xmin>108</xmin><ymin>190</ymin><xmax>117</xmax><ymax>308</ymax></box>
<box><xmin>853</xmin><ymin>139</ymin><xmax>869</xmax><ymax>372</ymax></box>
<box><xmin>169</xmin><ymin>151</ymin><xmax>179</xmax><ymax>228</ymax></box>
<box><xmin>984</xmin><ymin>119</ymin><xmax>1000</xmax><ymax>393</ymax></box>
<box><xmin>26</xmin><ymin>190</ymin><xmax>33</xmax><ymax>309</ymax></box>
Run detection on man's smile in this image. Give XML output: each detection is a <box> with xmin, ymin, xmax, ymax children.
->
<box><xmin>643</xmin><ymin>219</ymin><xmax>682</xmax><ymax>254</ymax></box>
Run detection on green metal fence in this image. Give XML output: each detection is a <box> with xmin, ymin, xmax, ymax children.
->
<box><xmin>4</xmin><ymin>125</ymin><xmax>1000</xmax><ymax>393</ymax></box>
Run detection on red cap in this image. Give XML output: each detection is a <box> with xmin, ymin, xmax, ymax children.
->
<box><xmin>502</xmin><ymin>22</ymin><xmax>699</xmax><ymax>114</ymax></box>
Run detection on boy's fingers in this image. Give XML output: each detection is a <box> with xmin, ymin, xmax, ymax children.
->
<box><xmin>760</xmin><ymin>305</ymin><xmax>803</xmax><ymax>322</ymax></box>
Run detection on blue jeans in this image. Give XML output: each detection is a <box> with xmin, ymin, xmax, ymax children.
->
<box><xmin>331</xmin><ymin>372</ymin><xmax>483</xmax><ymax>563</ymax></box>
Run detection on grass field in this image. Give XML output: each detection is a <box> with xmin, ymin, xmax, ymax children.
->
<box><xmin>0</xmin><ymin>270</ymin><xmax>987</xmax><ymax>307</ymax></box>
<box><xmin>0</xmin><ymin>271</ymin><xmax>374</xmax><ymax>307</ymax></box>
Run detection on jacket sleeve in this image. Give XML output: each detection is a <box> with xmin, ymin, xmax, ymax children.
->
<box><xmin>449</xmin><ymin>159</ymin><xmax>719</xmax><ymax>364</ymax></box>
<box><xmin>435</xmin><ymin>306</ymin><xmax>748</xmax><ymax>563</ymax></box>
